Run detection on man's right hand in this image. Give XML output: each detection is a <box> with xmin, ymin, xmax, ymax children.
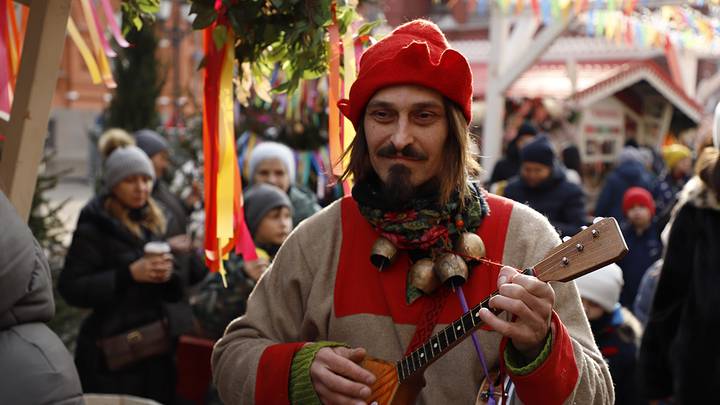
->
<box><xmin>309</xmin><ymin>346</ymin><xmax>376</xmax><ymax>405</ymax></box>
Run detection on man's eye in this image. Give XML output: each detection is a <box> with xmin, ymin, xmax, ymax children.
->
<box><xmin>371</xmin><ymin>110</ymin><xmax>393</xmax><ymax>121</ymax></box>
<box><xmin>416</xmin><ymin>111</ymin><xmax>436</xmax><ymax>120</ymax></box>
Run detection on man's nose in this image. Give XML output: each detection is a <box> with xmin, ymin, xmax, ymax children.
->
<box><xmin>389</xmin><ymin>117</ymin><xmax>413</xmax><ymax>151</ymax></box>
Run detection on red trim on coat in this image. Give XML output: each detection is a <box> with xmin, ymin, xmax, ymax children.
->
<box><xmin>334</xmin><ymin>194</ymin><xmax>514</xmax><ymax>327</ymax></box>
<box><xmin>255</xmin><ymin>342</ymin><xmax>305</xmax><ymax>404</ymax></box>
<box><xmin>500</xmin><ymin>312</ymin><xmax>579</xmax><ymax>405</ymax></box>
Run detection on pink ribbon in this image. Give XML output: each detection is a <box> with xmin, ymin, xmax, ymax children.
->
<box><xmin>99</xmin><ymin>0</ymin><xmax>129</xmax><ymax>48</ymax></box>
<box><xmin>88</xmin><ymin>0</ymin><xmax>116</xmax><ymax>57</ymax></box>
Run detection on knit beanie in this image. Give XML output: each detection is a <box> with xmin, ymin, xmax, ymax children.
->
<box><xmin>248</xmin><ymin>142</ymin><xmax>296</xmax><ymax>186</ymax></box>
<box><xmin>662</xmin><ymin>144</ymin><xmax>691</xmax><ymax>170</ymax></box>
<box><xmin>618</xmin><ymin>146</ymin><xmax>645</xmax><ymax>165</ymax></box>
<box><xmin>520</xmin><ymin>136</ymin><xmax>555</xmax><ymax>167</ymax></box>
<box><xmin>516</xmin><ymin>123</ymin><xmax>538</xmax><ymax>139</ymax></box>
<box><xmin>244</xmin><ymin>184</ymin><xmax>293</xmax><ymax>235</ymax></box>
<box><xmin>575</xmin><ymin>263</ymin><xmax>624</xmax><ymax>312</ymax></box>
<box><xmin>622</xmin><ymin>186</ymin><xmax>655</xmax><ymax>217</ymax></box>
<box><xmin>337</xmin><ymin>19</ymin><xmax>473</xmax><ymax>129</ymax></box>
<box><xmin>134</xmin><ymin>129</ymin><xmax>169</xmax><ymax>158</ymax></box>
<box><xmin>103</xmin><ymin>146</ymin><xmax>156</xmax><ymax>190</ymax></box>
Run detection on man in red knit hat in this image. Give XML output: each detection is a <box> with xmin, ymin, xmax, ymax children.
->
<box><xmin>213</xmin><ymin>19</ymin><xmax>612</xmax><ymax>404</ymax></box>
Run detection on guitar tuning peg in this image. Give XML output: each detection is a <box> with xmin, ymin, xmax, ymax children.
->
<box><xmin>562</xmin><ymin>236</ymin><xmax>572</xmax><ymax>242</ymax></box>
<box><xmin>592</xmin><ymin>217</ymin><xmax>604</xmax><ymax>224</ymax></box>
<box><xmin>580</xmin><ymin>226</ymin><xmax>588</xmax><ymax>230</ymax></box>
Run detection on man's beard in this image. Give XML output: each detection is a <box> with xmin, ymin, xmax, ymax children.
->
<box><xmin>381</xmin><ymin>164</ymin><xmax>440</xmax><ymax>210</ymax></box>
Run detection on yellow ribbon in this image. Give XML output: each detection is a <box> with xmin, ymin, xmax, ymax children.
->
<box><xmin>216</xmin><ymin>28</ymin><xmax>237</xmax><ymax>286</ymax></box>
<box><xmin>67</xmin><ymin>17</ymin><xmax>102</xmax><ymax>84</ymax></box>
<box><xmin>328</xmin><ymin>15</ymin><xmax>342</xmax><ymax>176</ymax></box>
<box><xmin>79</xmin><ymin>0</ymin><xmax>115</xmax><ymax>88</ymax></box>
<box><xmin>341</xmin><ymin>17</ymin><xmax>357</xmax><ymax>186</ymax></box>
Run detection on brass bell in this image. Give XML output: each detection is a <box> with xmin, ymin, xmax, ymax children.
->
<box><xmin>409</xmin><ymin>259</ymin><xmax>440</xmax><ymax>294</ymax></box>
<box><xmin>455</xmin><ymin>233</ymin><xmax>486</xmax><ymax>263</ymax></box>
<box><xmin>434</xmin><ymin>253</ymin><xmax>469</xmax><ymax>285</ymax></box>
<box><xmin>370</xmin><ymin>237</ymin><xmax>397</xmax><ymax>270</ymax></box>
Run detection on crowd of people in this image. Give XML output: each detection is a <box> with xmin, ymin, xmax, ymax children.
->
<box><xmin>3</xmin><ymin>16</ymin><xmax>720</xmax><ymax>405</ymax></box>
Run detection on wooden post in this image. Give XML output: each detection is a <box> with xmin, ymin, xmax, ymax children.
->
<box><xmin>481</xmin><ymin>7</ymin><xmax>575</xmax><ymax>181</ymax></box>
<box><xmin>0</xmin><ymin>0</ymin><xmax>72</xmax><ymax>221</ymax></box>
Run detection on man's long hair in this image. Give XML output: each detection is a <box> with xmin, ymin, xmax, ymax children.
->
<box><xmin>339</xmin><ymin>98</ymin><xmax>481</xmax><ymax>205</ymax></box>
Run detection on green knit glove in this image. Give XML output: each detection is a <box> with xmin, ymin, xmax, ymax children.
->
<box><xmin>504</xmin><ymin>331</ymin><xmax>553</xmax><ymax>376</ymax></box>
<box><xmin>289</xmin><ymin>341</ymin><xmax>348</xmax><ymax>405</ymax></box>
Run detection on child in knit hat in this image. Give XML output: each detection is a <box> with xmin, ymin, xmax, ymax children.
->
<box><xmin>191</xmin><ymin>183</ymin><xmax>293</xmax><ymax>341</ymax></box>
<box><xmin>617</xmin><ymin>187</ymin><xmax>662</xmax><ymax>308</ymax></box>
<box><xmin>654</xmin><ymin>143</ymin><xmax>693</xmax><ymax>221</ymax></box>
<box><xmin>575</xmin><ymin>264</ymin><xmax>642</xmax><ymax>405</ymax></box>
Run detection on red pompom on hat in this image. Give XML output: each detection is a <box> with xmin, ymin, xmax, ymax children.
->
<box><xmin>338</xmin><ymin>19</ymin><xmax>473</xmax><ymax>129</ymax></box>
<box><xmin>622</xmin><ymin>187</ymin><xmax>656</xmax><ymax>217</ymax></box>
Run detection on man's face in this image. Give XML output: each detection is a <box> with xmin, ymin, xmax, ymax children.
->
<box><xmin>673</xmin><ymin>157</ymin><xmax>692</xmax><ymax>178</ymax></box>
<box><xmin>520</xmin><ymin>162</ymin><xmax>552</xmax><ymax>188</ymax></box>
<box><xmin>253</xmin><ymin>159</ymin><xmax>291</xmax><ymax>192</ymax></box>
<box><xmin>363</xmin><ymin>85</ymin><xmax>448</xmax><ymax>191</ymax></box>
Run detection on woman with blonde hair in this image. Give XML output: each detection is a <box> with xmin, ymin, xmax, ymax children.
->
<box><xmin>59</xmin><ymin>143</ymin><xmax>183</xmax><ymax>403</ymax></box>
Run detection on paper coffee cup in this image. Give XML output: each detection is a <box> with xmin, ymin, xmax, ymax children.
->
<box><xmin>144</xmin><ymin>241</ymin><xmax>171</xmax><ymax>255</ymax></box>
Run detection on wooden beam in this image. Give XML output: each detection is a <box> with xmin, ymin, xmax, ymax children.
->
<box><xmin>0</xmin><ymin>0</ymin><xmax>72</xmax><ymax>221</ymax></box>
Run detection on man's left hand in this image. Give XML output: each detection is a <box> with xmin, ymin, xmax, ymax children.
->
<box><xmin>477</xmin><ymin>266</ymin><xmax>555</xmax><ymax>360</ymax></box>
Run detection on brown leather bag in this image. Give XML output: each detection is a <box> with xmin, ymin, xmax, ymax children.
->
<box><xmin>97</xmin><ymin>320</ymin><xmax>171</xmax><ymax>370</ymax></box>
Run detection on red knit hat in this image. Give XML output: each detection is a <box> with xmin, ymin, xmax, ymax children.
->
<box><xmin>338</xmin><ymin>19</ymin><xmax>473</xmax><ymax>129</ymax></box>
<box><xmin>622</xmin><ymin>187</ymin><xmax>656</xmax><ymax>217</ymax></box>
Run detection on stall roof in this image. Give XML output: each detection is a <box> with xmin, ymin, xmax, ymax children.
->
<box><xmin>570</xmin><ymin>61</ymin><xmax>703</xmax><ymax>123</ymax></box>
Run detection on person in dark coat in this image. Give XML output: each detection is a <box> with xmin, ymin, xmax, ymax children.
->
<box><xmin>639</xmin><ymin>147</ymin><xmax>720</xmax><ymax>404</ymax></box>
<box><xmin>59</xmin><ymin>145</ymin><xmax>184</xmax><ymax>404</ymax></box>
<box><xmin>595</xmin><ymin>146</ymin><xmax>655</xmax><ymax>221</ymax></box>
<box><xmin>489</xmin><ymin>123</ymin><xmax>538</xmax><ymax>185</ymax></box>
<box><xmin>504</xmin><ymin>135</ymin><xmax>587</xmax><ymax>237</ymax></box>
<box><xmin>575</xmin><ymin>264</ymin><xmax>642</xmax><ymax>405</ymax></box>
<box><xmin>0</xmin><ymin>191</ymin><xmax>84</xmax><ymax>405</ymax></box>
<box><xmin>617</xmin><ymin>187</ymin><xmax>662</xmax><ymax>307</ymax></box>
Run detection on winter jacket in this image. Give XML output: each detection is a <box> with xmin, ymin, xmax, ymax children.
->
<box><xmin>59</xmin><ymin>195</ymin><xmax>185</xmax><ymax>404</ymax></box>
<box><xmin>590</xmin><ymin>307</ymin><xmax>642</xmax><ymax>405</ymax></box>
<box><xmin>0</xmin><ymin>191</ymin><xmax>84</xmax><ymax>405</ymax></box>
<box><xmin>212</xmin><ymin>195</ymin><xmax>613</xmax><ymax>404</ymax></box>
<box><xmin>617</xmin><ymin>220</ymin><xmax>662</xmax><ymax>307</ymax></box>
<box><xmin>504</xmin><ymin>164</ymin><xmax>588</xmax><ymax>237</ymax></box>
<box><xmin>639</xmin><ymin>179</ymin><xmax>720</xmax><ymax>403</ymax></box>
<box><xmin>594</xmin><ymin>160</ymin><xmax>655</xmax><ymax>221</ymax></box>
<box><xmin>288</xmin><ymin>184</ymin><xmax>321</xmax><ymax>226</ymax></box>
<box><xmin>489</xmin><ymin>136</ymin><xmax>524</xmax><ymax>184</ymax></box>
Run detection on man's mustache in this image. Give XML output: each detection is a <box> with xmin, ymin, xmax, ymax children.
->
<box><xmin>376</xmin><ymin>143</ymin><xmax>428</xmax><ymax>160</ymax></box>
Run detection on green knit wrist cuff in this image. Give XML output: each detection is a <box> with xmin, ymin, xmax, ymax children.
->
<box><xmin>504</xmin><ymin>331</ymin><xmax>553</xmax><ymax>376</ymax></box>
<box><xmin>289</xmin><ymin>341</ymin><xmax>348</xmax><ymax>405</ymax></box>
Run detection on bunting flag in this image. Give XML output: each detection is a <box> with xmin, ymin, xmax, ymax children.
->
<box><xmin>202</xmin><ymin>14</ymin><xmax>257</xmax><ymax>286</ymax></box>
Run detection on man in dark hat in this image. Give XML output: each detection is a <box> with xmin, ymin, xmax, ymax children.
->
<box><xmin>213</xmin><ymin>19</ymin><xmax>612</xmax><ymax>405</ymax></box>
<box><xmin>504</xmin><ymin>136</ymin><xmax>587</xmax><ymax>237</ymax></box>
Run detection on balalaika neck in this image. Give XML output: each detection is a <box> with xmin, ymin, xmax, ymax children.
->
<box><xmin>395</xmin><ymin>290</ymin><xmax>501</xmax><ymax>382</ymax></box>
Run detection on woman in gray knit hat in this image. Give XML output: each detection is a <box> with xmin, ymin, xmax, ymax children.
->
<box><xmin>59</xmin><ymin>144</ymin><xmax>184</xmax><ymax>404</ymax></box>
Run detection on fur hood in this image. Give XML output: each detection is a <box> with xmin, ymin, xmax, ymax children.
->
<box><xmin>662</xmin><ymin>176</ymin><xmax>720</xmax><ymax>245</ymax></box>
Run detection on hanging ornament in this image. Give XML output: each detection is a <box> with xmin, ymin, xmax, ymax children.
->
<box><xmin>409</xmin><ymin>258</ymin><xmax>440</xmax><ymax>294</ymax></box>
<box><xmin>370</xmin><ymin>237</ymin><xmax>397</xmax><ymax>270</ymax></box>
<box><xmin>434</xmin><ymin>253</ymin><xmax>469</xmax><ymax>285</ymax></box>
<box><xmin>455</xmin><ymin>233</ymin><xmax>486</xmax><ymax>265</ymax></box>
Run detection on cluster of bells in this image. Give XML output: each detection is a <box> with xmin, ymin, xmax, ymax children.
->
<box><xmin>370</xmin><ymin>233</ymin><xmax>487</xmax><ymax>293</ymax></box>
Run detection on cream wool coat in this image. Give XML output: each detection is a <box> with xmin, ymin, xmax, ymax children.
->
<box><xmin>212</xmin><ymin>197</ymin><xmax>613</xmax><ymax>404</ymax></box>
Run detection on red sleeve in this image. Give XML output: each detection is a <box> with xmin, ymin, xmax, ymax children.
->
<box><xmin>500</xmin><ymin>312</ymin><xmax>579</xmax><ymax>405</ymax></box>
<box><xmin>255</xmin><ymin>342</ymin><xmax>305</xmax><ymax>404</ymax></box>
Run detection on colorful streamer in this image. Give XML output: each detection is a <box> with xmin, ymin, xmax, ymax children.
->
<box><xmin>202</xmin><ymin>14</ymin><xmax>257</xmax><ymax>285</ymax></box>
<box><xmin>327</xmin><ymin>8</ymin><xmax>343</xmax><ymax>177</ymax></box>
<box><xmin>99</xmin><ymin>0</ymin><xmax>130</xmax><ymax>48</ymax></box>
<box><xmin>0</xmin><ymin>0</ymin><xmax>12</xmax><ymax>119</ymax></box>
<box><xmin>67</xmin><ymin>18</ymin><xmax>102</xmax><ymax>85</ymax></box>
<box><xmin>79</xmin><ymin>0</ymin><xmax>116</xmax><ymax>88</ymax></box>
